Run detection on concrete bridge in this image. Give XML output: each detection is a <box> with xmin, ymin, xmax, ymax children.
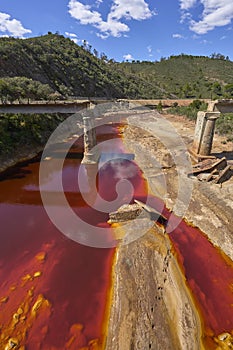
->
<box><xmin>0</xmin><ymin>99</ymin><xmax>209</xmax><ymax>114</ymax></box>
<box><xmin>0</xmin><ymin>99</ymin><xmax>120</xmax><ymax>165</ymax></box>
<box><xmin>1</xmin><ymin>98</ymin><xmax>231</xmax><ymax>165</ymax></box>
<box><xmin>0</xmin><ymin>100</ymin><xmax>93</xmax><ymax>114</ymax></box>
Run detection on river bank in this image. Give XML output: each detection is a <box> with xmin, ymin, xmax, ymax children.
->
<box><xmin>0</xmin><ymin>145</ymin><xmax>43</xmax><ymax>175</ymax></box>
<box><xmin>0</xmin><ymin>113</ymin><xmax>70</xmax><ymax>174</ymax></box>
<box><xmin>106</xmin><ymin>110</ymin><xmax>233</xmax><ymax>349</ymax></box>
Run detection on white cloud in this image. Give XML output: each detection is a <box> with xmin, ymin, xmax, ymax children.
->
<box><xmin>220</xmin><ymin>35</ymin><xmax>226</xmax><ymax>39</ymax></box>
<box><xmin>180</xmin><ymin>0</ymin><xmax>197</xmax><ymax>10</ymax></box>
<box><xmin>65</xmin><ymin>31</ymin><xmax>80</xmax><ymax>44</ymax></box>
<box><xmin>172</xmin><ymin>33</ymin><xmax>185</xmax><ymax>38</ymax></box>
<box><xmin>98</xmin><ymin>17</ymin><xmax>129</xmax><ymax>37</ymax></box>
<box><xmin>65</xmin><ymin>31</ymin><xmax>80</xmax><ymax>43</ymax></box>
<box><xmin>95</xmin><ymin>0</ymin><xmax>103</xmax><ymax>8</ymax></box>
<box><xmin>68</xmin><ymin>1</ymin><xmax>102</xmax><ymax>25</ymax></box>
<box><xmin>180</xmin><ymin>0</ymin><xmax>233</xmax><ymax>34</ymax></box>
<box><xmin>0</xmin><ymin>12</ymin><xmax>31</xmax><ymax>37</ymax></box>
<box><xmin>71</xmin><ymin>38</ymin><xmax>79</xmax><ymax>44</ymax></box>
<box><xmin>200</xmin><ymin>38</ymin><xmax>212</xmax><ymax>44</ymax></box>
<box><xmin>68</xmin><ymin>0</ymin><xmax>154</xmax><ymax>38</ymax></box>
<box><xmin>65</xmin><ymin>31</ymin><xmax>77</xmax><ymax>38</ymax></box>
<box><xmin>109</xmin><ymin>0</ymin><xmax>154</xmax><ymax>21</ymax></box>
<box><xmin>180</xmin><ymin>11</ymin><xmax>192</xmax><ymax>23</ymax></box>
<box><xmin>147</xmin><ymin>45</ymin><xmax>153</xmax><ymax>57</ymax></box>
<box><xmin>123</xmin><ymin>53</ymin><xmax>134</xmax><ymax>60</ymax></box>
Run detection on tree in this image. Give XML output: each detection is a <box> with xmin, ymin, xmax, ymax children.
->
<box><xmin>212</xmin><ymin>82</ymin><xmax>222</xmax><ymax>96</ymax></box>
<box><xmin>0</xmin><ymin>80</ymin><xmax>10</xmax><ymax>103</ymax></box>
<box><xmin>224</xmin><ymin>83</ymin><xmax>233</xmax><ymax>97</ymax></box>
<box><xmin>210</xmin><ymin>53</ymin><xmax>226</xmax><ymax>60</ymax></box>
<box><xmin>100</xmin><ymin>52</ymin><xmax>108</xmax><ymax>62</ymax></box>
<box><xmin>93</xmin><ymin>48</ymin><xmax>98</xmax><ymax>58</ymax></box>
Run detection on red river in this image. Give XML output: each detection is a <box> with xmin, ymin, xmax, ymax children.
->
<box><xmin>0</xmin><ymin>123</ymin><xmax>232</xmax><ymax>349</ymax></box>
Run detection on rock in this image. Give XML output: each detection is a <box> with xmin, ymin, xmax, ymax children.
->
<box><xmin>214</xmin><ymin>332</ymin><xmax>233</xmax><ymax>349</ymax></box>
<box><xmin>218</xmin><ymin>333</ymin><xmax>230</xmax><ymax>341</ymax></box>
<box><xmin>197</xmin><ymin>173</ymin><xmax>212</xmax><ymax>181</ymax></box>
<box><xmin>4</xmin><ymin>338</ymin><xmax>19</xmax><ymax>350</ymax></box>
<box><xmin>108</xmin><ymin>203</ymin><xmax>143</xmax><ymax>223</ymax></box>
<box><xmin>31</xmin><ymin>294</ymin><xmax>50</xmax><ymax>317</ymax></box>
<box><xmin>33</xmin><ymin>271</ymin><xmax>42</xmax><ymax>278</ymax></box>
<box><xmin>35</xmin><ymin>252</ymin><xmax>46</xmax><ymax>262</ymax></box>
<box><xmin>0</xmin><ymin>296</ymin><xmax>8</xmax><ymax>303</ymax></box>
<box><xmin>161</xmin><ymin>152</ymin><xmax>175</xmax><ymax>169</ymax></box>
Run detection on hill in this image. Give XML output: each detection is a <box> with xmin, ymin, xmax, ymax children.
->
<box><xmin>0</xmin><ymin>34</ymin><xmax>233</xmax><ymax>101</ymax></box>
<box><xmin>117</xmin><ymin>55</ymin><xmax>233</xmax><ymax>99</ymax></box>
<box><xmin>0</xmin><ymin>34</ymin><xmax>164</xmax><ymax>101</ymax></box>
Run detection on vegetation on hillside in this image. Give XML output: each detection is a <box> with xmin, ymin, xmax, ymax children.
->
<box><xmin>0</xmin><ymin>113</ymin><xmax>66</xmax><ymax>155</ymax></box>
<box><xmin>118</xmin><ymin>54</ymin><xmax>233</xmax><ymax>99</ymax></box>
<box><xmin>0</xmin><ymin>77</ymin><xmax>53</xmax><ymax>103</ymax></box>
<box><xmin>1</xmin><ymin>34</ymin><xmax>233</xmax><ymax>102</ymax></box>
<box><xmin>0</xmin><ymin>34</ymin><xmax>165</xmax><ymax>101</ymax></box>
<box><xmin>216</xmin><ymin>114</ymin><xmax>233</xmax><ymax>142</ymax></box>
<box><xmin>0</xmin><ymin>34</ymin><xmax>232</xmax><ymax>155</ymax></box>
<box><xmin>167</xmin><ymin>100</ymin><xmax>233</xmax><ymax>142</ymax></box>
<box><xmin>167</xmin><ymin>99</ymin><xmax>208</xmax><ymax>120</ymax></box>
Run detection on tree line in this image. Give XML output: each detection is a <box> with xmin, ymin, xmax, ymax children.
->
<box><xmin>0</xmin><ymin>77</ymin><xmax>59</xmax><ymax>104</ymax></box>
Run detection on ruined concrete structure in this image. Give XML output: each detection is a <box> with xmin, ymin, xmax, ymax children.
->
<box><xmin>191</xmin><ymin>111</ymin><xmax>220</xmax><ymax>157</ymax></box>
<box><xmin>190</xmin><ymin>99</ymin><xmax>233</xmax><ymax>161</ymax></box>
<box><xmin>82</xmin><ymin>116</ymin><xmax>99</xmax><ymax>164</ymax></box>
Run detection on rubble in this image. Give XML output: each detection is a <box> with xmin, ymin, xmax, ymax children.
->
<box><xmin>189</xmin><ymin>157</ymin><xmax>233</xmax><ymax>184</ymax></box>
<box><xmin>108</xmin><ymin>203</ymin><xmax>143</xmax><ymax>223</ymax></box>
<box><xmin>108</xmin><ymin>200</ymin><xmax>167</xmax><ymax>226</ymax></box>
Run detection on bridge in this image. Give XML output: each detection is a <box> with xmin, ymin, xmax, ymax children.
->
<box><xmin>1</xmin><ymin>98</ymin><xmax>232</xmax><ymax>166</ymax></box>
<box><xmin>0</xmin><ymin>100</ymin><xmax>93</xmax><ymax>114</ymax></box>
<box><xmin>0</xmin><ymin>99</ymin><xmax>209</xmax><ymax>114</ymax></box>
<box><xmin>0</xmin><ymin>99</ymin><xmax>114</xmax><ymax>164</ymax></box>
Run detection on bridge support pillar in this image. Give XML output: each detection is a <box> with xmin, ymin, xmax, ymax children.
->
<box><xmin>190</xmin><ymin>111</ymin><xmax>220</xmax><ymax>161</ymax></box>
<box><xmin>82</xmin><ymin>116</ymin><xmax>99</xmax><ymax>164</ymax></box>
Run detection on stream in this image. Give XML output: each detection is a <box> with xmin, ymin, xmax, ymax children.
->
<box><xmin>0</xmin><ymin>122</ymin><xmax>233</xmax><ymax>349</ymax></box>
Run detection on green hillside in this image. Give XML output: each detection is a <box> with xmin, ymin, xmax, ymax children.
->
<box><xmin>0</xmin><ymin>34</ymin><xmax>233</xmax><ymax>101</ymax></box>
<box><xmin>0</xmin><ymin>34</ymin><xmax>164</xmax><ymax>100</ymax></box>
<box><xmin>117</xmin><ymin>55</ymin><xmax>233</xmax><ymax>99</ymax></box>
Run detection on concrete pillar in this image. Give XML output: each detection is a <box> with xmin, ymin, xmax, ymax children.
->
<box><xmin>192</xmin><ymin>111</ymin><xmax>206</xmax><ymax>154</ymax></box>
<box><xmin>191</xmin><ymin>111</ymin><xmax>220</xmax><ymax>157</ymax></box>
<box><xmin>81</xmin><ymin>162</ymin><xmax>99</xmax><ymax>205</ymax></box>
<box><xmin>82</xmin><ymin>116</ymin><xmax>99</xmax><ymax>164</ymax></box>
<box><xmin>198</xmin><ymin>113</ymin><xmax>219</xmax><ymax>156</ymax></box>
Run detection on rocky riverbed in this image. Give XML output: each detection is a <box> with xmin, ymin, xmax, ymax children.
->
<box><xmin>1</xmin><ymin>108</ymin><xmax>232</xmax><ymax>349</ymax></box>
<box><xmin>106</xmin><ymin>110</ymin><xmax>233</xmax><ymax>350</ymax></box>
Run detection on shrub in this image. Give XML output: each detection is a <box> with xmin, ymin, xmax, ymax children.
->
<box><xmin>167</xmin><ymin>100</ymin><xmax>208</xmax><ymax>120</ymax></box>
<box><xmin>0</xmin><ymin>113</ymin><xmax>66</xmax><ymax>155</ymax></box>
<box><xmin>216</xmin><ymin>113</ymin><xmax>233</xmax><ymax>141</ymax></box>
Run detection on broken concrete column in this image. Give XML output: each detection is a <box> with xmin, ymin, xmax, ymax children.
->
<box><xmin>192</xmin><ymin>111</ymin><xmax>206</xmax><ymax>154</ymax></box>
<box><xmin>191</xmin><ymin>111</ymin><xmax>220</xmax><ymax>157</ymax></box>
<box><xmin>198</xmin><ymin>112</ymin><xmax>220</xmax><ymax>156</ymax></box>
<box><xmin>81</xmin><ymin>162</ymin><xmax>99</xmax><ymax>205</ymax></box>
<box><xmin>82</xmin><ymin>116</ymin><xmax>99</xmax><ymax>164</ymax></box>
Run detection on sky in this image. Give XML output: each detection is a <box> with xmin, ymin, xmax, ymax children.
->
<box><xmin>0</xmin><ymin>0</ymin><xmax>233</xmax><ymax>62</ymax></box>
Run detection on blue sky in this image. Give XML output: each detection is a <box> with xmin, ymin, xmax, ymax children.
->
<box><xmin>0</xmin><ymin>0</ymin><xmax>233</xmax><ymax>62</ymax></box>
